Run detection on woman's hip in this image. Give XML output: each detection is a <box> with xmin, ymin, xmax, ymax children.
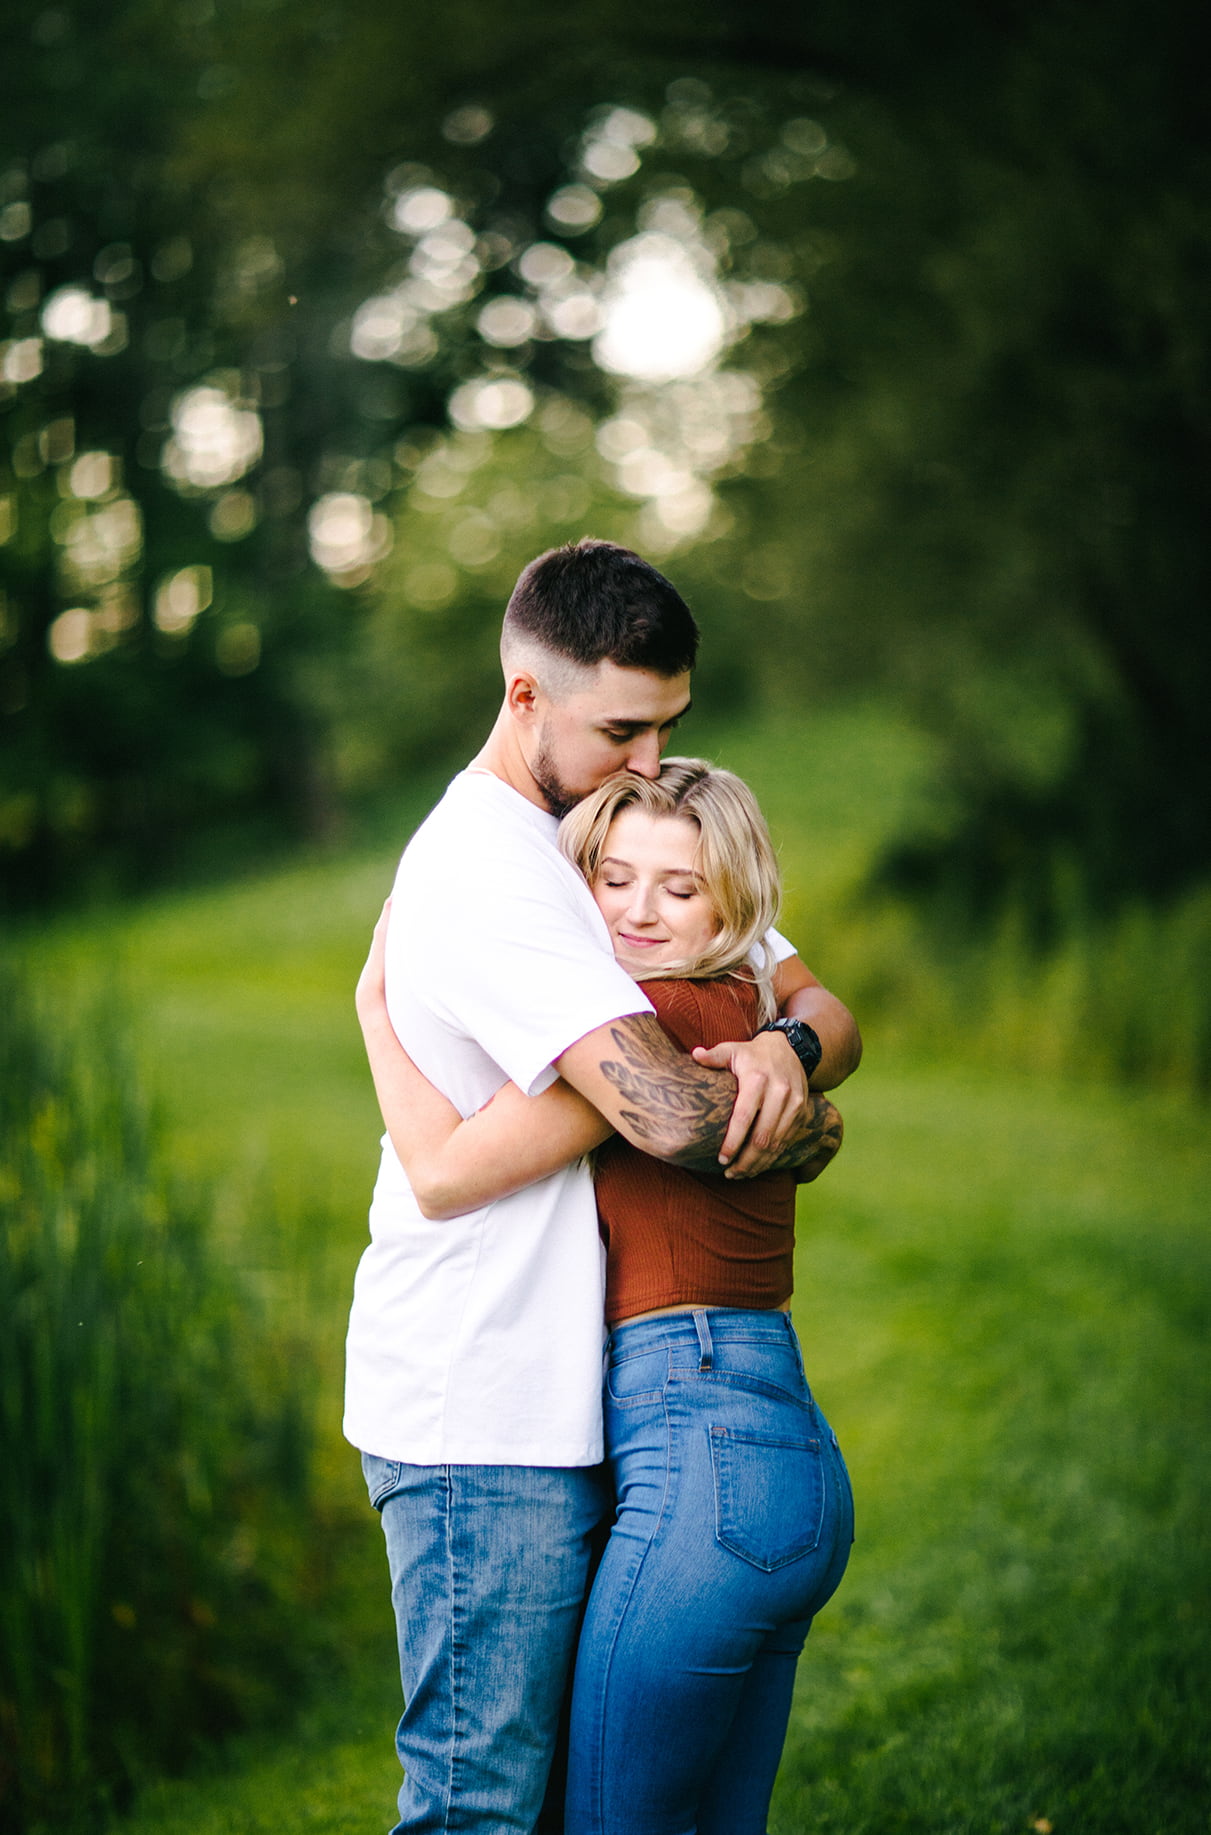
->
<box><xmin>601</xmin><ymin>1306</ymin><xmax>853</xmax><ymax>1605</ymax></box>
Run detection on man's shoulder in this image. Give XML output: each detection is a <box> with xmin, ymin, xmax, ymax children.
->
<box><xmin>400</xmin><ymin>777</ymin><xmax>545</xmax><ymax>870</ymax></box>
<box><xmin>409</xmin><ymin>773</ymin><xmax>554</xmax><ymax>849</ymax></box>
<box><xmin>392</xmin><ymin>775</ymin><xmax>588</xmax><ymax>939</ymax></box>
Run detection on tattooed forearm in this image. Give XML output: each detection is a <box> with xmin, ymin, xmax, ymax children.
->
<box><xmin>595</xmin><ymin>1015</ymin><xmax>844</xmax><ymax>1178</ymax></box>
<box><xmin>599</xmin><ymin>1015</ymin><xmax>736</xmax><ymax>1166</ymax></box>
<box><xmin>782</xmin><ymin>1098</ymin><xmax>843</xmax><ymax>1182</ymax></box>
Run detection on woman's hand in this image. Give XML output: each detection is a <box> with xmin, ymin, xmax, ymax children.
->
<box><xmin>353</xmin><ymin>894</ymin><xmax>609</xmax><ymax>1218</ymax></box>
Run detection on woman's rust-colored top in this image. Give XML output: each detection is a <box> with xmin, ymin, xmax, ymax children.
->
<box><xmin>594</xmin><ymin>977</ymin><xmax>798</xmax><ymax>1326</ymax></box>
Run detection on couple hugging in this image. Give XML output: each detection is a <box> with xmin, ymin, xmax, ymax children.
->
<box><xmin>344</xmin><ymin>537</ymin><xmax>862</xmax><ymax>1835</ymax></box>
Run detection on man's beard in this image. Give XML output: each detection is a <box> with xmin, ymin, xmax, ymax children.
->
<box><xmin>529</xmin><ymin>738</ymin><xmax>585</xmax><ymax>819</ymax></box>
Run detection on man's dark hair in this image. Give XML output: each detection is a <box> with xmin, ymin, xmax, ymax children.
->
<box><xmin>503</xmin><ymin>538</ymin><xmax>699</xmax><ymax>677</ymax></box>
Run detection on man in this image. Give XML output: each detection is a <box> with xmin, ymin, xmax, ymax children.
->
<box><xmin>344</xmin><ymin>539</ymin><xmax>861</xmax><ymax>1834</ymax></box>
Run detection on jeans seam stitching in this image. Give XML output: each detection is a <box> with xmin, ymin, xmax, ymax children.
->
<box><xmin>444</xmin><ymin>1465</ymin><xmax>458</xmax><ymax>1832</ymax></box>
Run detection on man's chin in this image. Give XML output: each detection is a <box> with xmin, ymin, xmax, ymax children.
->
<box><xmin>536</xmin><ymin>781</ymin><xmax>583</xmax><ymax>820</ymax></box>
<box><xmin>530</xmin><ymin>755</ymin><xmax>598</xmax><ymax>819</ymax></box>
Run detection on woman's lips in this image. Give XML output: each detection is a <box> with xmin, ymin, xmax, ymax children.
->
<box><xmin>617</xmin><ymin>931</ymin><xmax>666</xmax><ymax>949</ymax></box>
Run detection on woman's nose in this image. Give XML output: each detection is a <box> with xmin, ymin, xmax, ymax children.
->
<box><xmin>626</xmin><ymin>882</ymin><xmax>658</xmax><ymax>925</ymax></box>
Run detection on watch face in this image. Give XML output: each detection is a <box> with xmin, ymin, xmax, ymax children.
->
<box><xmin>784</xmin><ymin>1019</ymin><xmax>822</xmax><ymax>1073</ymax></box>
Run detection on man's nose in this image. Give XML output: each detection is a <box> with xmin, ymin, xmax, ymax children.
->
<box><xmin>625</xmin><ymin>733</ymin><xmax>662</xmax><ymax>779</ymax></box>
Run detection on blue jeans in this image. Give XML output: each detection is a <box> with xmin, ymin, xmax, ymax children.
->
<box><xmin>566</xmin><ymin>1309</ymin><xmax>854</xmax><ymax>1835</ymax></box>
<box><xmin>363</xmin><ymin>1454</ymin><xmax>609</xmax><ymax>1834</ymax></box>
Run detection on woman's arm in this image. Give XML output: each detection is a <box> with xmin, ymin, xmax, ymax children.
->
<box><xmin>356</xmin><ymin>903</ymin><xmax>612</xmax><ymax>1220</ymax></box>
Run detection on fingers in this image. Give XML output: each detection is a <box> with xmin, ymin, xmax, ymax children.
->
<box><xmin>691</xmin><ymin>1041</ymin><xmax>767</xmax><ymax>1164</ymax></box>
<box><xmin>719</xmin><ymin>1032</ymin><xmax>808</xmax><ymax>1177</ymax></box>
<box><xmin>718</xmin><ymin>1076</ymin><xmax>765</xmax><ymax>1166</ymax></box>
<box><xmin>724</xmin><ymin>1084</ymin><xmax>798</xmax><ymax>1177</ymax></box>
<box><xmin>794</xmin><ymin>1099</ymin><xmax>844</xmax><ymax>1183</ymax></box>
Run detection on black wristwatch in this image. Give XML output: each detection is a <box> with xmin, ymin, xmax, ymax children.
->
<box><xmin>757</xmin><ymin>1017</ymin><xmax>823</xmax><ymax>1082</ymax></box>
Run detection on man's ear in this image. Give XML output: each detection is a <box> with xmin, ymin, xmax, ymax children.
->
<box><xmin>505</xmin><ymin>671</ymin><xmax>541</xmax><ymax>723</ymax></box>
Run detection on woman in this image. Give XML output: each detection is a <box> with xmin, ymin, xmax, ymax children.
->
<box><xmin>356</xmin><ymin>759</ymin><xmax>854</xmax><ymax>1835</ymax></box>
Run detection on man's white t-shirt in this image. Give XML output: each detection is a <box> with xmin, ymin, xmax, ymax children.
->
<box><xmin>343</xmin><ymin>768</ymin><xmax>798</xmax><ymax>1469</ymax></box>
<box><xmin>343</xmin><ymin>770</ymin><xmax>657</xmax><ymax>1468</ymax></box>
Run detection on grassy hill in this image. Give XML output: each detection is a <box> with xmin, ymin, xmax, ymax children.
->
<box><xmin>14</xmin><ymin>706</ymin><xmax>1209</xmax><ymax>1833</ymax></box>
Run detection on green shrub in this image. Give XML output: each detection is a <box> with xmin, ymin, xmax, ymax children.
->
<box><xmin>0</xmin><ymin>967</ymin><xmax>326</xmax><ymax>1831</ymax></box>
<box><xmin>789</xmin><ymin>878</ymin><xmax>1211</xmax><ymax>1094</ymax></box>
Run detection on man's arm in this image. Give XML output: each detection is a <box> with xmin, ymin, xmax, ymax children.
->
<box><xmin>688</xmin><ymin>953</ymin><xmax>861</xmax><ymax>1167</ymax></box>
<box><xmin>556</xmin><ymin>1013</ymin><xmax>842</xmax><ymax>1181</ymax></box>
<box><xmin>773</xmin><ymin>954</ymin><xmax>863</xmax><ymax>1090</ymax></box>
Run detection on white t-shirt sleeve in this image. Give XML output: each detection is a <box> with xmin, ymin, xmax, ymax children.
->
<box><xmin>747</xmin><ymin>926</ymin><xmax>796</xmax><ymax>970</ymax></box>
<box><xmin>425</xmin><ymin>878</ymin><xmax>652</xmax><ymax>1099</ymax></box>
<box><xmin>765</xmin><ymin>926</ymin><xmax>796</xmax><ymax>964</ymax></box>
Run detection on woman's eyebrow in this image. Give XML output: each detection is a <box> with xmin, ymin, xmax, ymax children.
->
<box><xmin>599</xmin><ymin>855</ymin><xmax>703</xmax><ymax>880</ymax></box>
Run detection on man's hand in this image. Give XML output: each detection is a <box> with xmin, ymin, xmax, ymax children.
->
<box><xmin>792</xmin><ymin>1095</ymin><xmax>844</xmax><ymax>1184</ymax></box>
<box><xmin>692</xmin><ymin>1029</ymin><xmax>808</xmax><ymax>1176</ymax></box>
<box><xmin>557</xmin><ymin>1012</ymin><xmax>843</xmax><ymax>1182</ymax></box>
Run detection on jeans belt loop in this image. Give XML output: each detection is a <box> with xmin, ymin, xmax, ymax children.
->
<box><xmin>693</xmin><ymin>1308</ymin><xmax>713</xmax><ymax>1371</ymax></box>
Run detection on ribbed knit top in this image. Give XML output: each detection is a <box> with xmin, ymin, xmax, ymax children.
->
<box><xmin>595</xmin><ymin>977</ymin><xmax>798</xmax><ymax>1326</ymax></box>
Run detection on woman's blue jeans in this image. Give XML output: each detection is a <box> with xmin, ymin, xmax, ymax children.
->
<box><xmin>566</xmin><ymin>1308</ymin><xmax>854</xmax><ymax>1835</ymax></box>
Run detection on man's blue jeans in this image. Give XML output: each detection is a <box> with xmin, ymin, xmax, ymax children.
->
<box><xmin>362</xmin><ymin>1454</ymin><xmax>608</xmax><ymax>1834</ymax></box>
<box><xmin>565</xmin><ymin>1309</ymin><xmax>854</xmax><ymax>1835</ymax></box>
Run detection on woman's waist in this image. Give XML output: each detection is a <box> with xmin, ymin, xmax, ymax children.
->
<box><xmin>605</xmin><ymin>1303</ymin><xmax>798</xmax><ymax>1359</ymax></box>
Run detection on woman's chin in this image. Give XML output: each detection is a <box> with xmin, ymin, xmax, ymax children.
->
<box><xmin>615</xmin><ymin>944</ymin><xmax>671</xmax><ymax>973</ymax></box>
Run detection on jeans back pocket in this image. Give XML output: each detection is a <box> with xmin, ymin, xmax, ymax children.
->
<box><xmin>710</xmin><ymin>1425</ymin><xmax>824</xmax><ymax>1571</ymax></box>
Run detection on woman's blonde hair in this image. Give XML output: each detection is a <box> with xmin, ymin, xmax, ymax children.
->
<box><xmin>558</xmin><ymin>757</ymin><xmax>782</xmax><ymax>1021</ymax></box>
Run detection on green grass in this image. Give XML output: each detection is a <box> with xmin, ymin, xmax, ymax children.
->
<box><xmin>0</xmin><ymin>972</ymin><xmax>343</xmax><ymax>1832</ymax></box>
<box><xmin>15</xmin><ymin>705</ymin><xmax>1209</xmax><ymax>1832</ymax></box>
<box><xmin>776</xmin><ymin>1068</ymin><xmax>1209</xmax><ymax>1833</ymax></box>
<box><xmin>111</xmin><ymin>1063</ymin><xmax>1210</xmax><ymax>1835</ymax></box>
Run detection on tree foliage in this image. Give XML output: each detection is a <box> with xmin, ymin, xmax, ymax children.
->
<box><xmin>2</xmin><ymin>0</ymin><xmax>1207</xmax><ymax>914</ymax></box>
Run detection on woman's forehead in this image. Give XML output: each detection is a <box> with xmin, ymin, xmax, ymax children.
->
<box><xmin>602</xmin><ymin>808</ymin><xmax>701</xmax><ymax>863</ymax></box>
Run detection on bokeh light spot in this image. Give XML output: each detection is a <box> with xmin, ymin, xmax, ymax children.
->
<box><xmin>545</xmin><ymin>186</ymin><xmax>603</xmax><ymax>233</ymax></box>
<box><xmin>476</xmin><ymin>296</ymin><xmax>537</xmax><ymax>348</ymax></box>
<box><xmin>154</xmin><ymin>565</ymin><xmax>212</xmax><ymax>636</ymax></box>
<box><xmin>215</xmin><ymin>623</ymin><xmax>261</xmax><ymax>676</ymax></box>
<box><xmin>2</xmin><ymin>338</ymin><xmax>44</xmax><ymax>383</ymax></box>
<box><xmin>162</xmin><ymin>383</ymin><xmax>262</xmax><ymax>491</ymax></box>
<box><xmin>48</xmin><ymin>608</ymin><xmax>93</xmax><ymax>664</ymax></box>
<box><xmin>308</xmin><ymin>492</ymin><xmax>392</xmax><ymax>582</ymax></box>
<box><xmin>442</xmin><ymin>105</ymin><xmax>493</xmax><ymax>145</ymax></box>
<box><xmin>209</xmin><ymin>490</ymin><xmax>257</xmax><ymax>541</ymax></box>
<box><xmin>593</xmin><ymin>233</ymin><xmax>727</xmax><ymax>381</ymax></box>
<box><xmin>404</xmin><ymin>561</ymin><xmax>458</xmax><ymax>609</ymax></box>
<box><xmin>392</xmin><ymin>186</ymin><xmax>453</xmax><ymax>236</ymax></box>
<box><xmin>42</xmin><ymin>286</ymin><xmax>112</xmax><ymax>347</ymax></box>
<box><xmin>448</xmin><ymin>377</ymin><xmax>535</xmax><ymax>432</ymax></box>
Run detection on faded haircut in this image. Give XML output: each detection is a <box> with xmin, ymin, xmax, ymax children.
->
<box><xmin>501</xmin><ymin>538</ymin><xmax>699</xmax><ymax>687</ymax></box>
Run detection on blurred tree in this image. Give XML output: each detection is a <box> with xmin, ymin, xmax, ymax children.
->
<box><xmin>736</xmin><ymin>3</ymin><xmax>1211</xmax><ymax>921</ymax></box>
<box><xmin>2</xmin><ymin>0</ymin><xmax>1207</xmax><ymax>917</ymax></box>
<box><xmin>0</xmin><ymin>0</ymin><xmax>357</xmax><ymax>904</ymax></box>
